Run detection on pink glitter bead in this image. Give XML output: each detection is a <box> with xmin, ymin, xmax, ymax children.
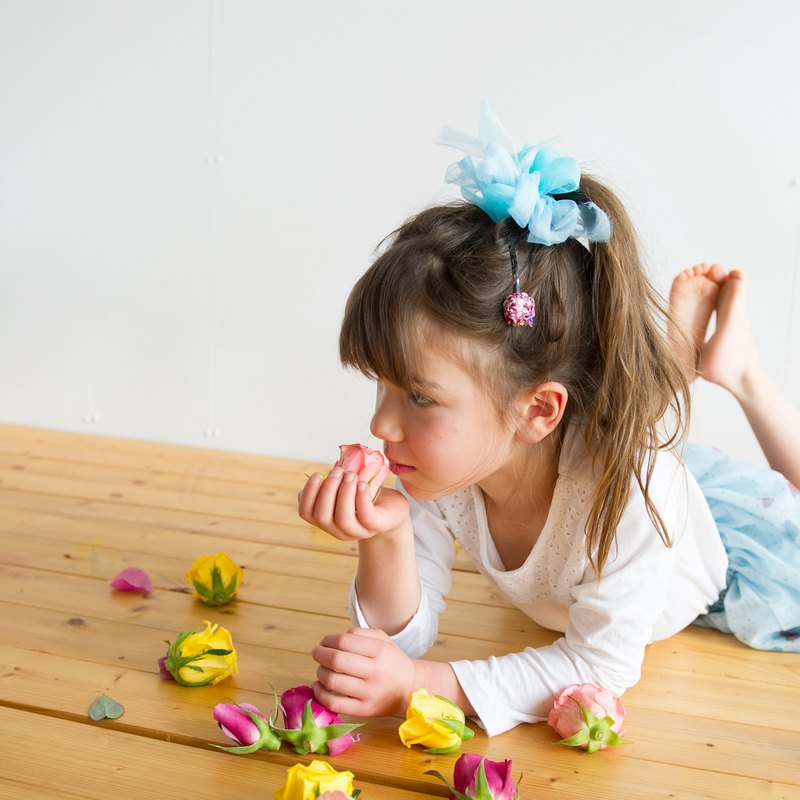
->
<box><xmin>503</xmin><ymin>292</ymin><xmax>536</xmax><ymax>327</ymax></box>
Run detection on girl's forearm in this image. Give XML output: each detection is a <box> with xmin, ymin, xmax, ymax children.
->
<box><xmin>354</xmin><ymin>519</ymin><xmax>421</xmax><ymax>634</ymax></box>
<box><xmin>413</xmin><ymin>659</ymin><xmax>475</xmax><ymax>715</ymax></box>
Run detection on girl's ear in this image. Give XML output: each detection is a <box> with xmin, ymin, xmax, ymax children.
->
<box><xmin>514</xmin><ymin>382</ymin><xmax>569</xmax><ymax>443</ymax></box>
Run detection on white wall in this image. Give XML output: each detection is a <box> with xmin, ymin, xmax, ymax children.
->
<box><xmin>1</xmin><ymin>0</ymin><xmax>798</xmax><ymax>464</ymax></box>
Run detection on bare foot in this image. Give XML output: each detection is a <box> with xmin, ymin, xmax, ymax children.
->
<box><xmin>700</xmin><ymin>270</ymin><xmax>762</xmax><ymax>399</ymax></box>
<box><xmin>668</xmin><ymin>262</ymin><xmax>727</xmax><ymax>380</ymax></box>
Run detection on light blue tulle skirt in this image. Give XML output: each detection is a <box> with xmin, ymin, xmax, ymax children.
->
<box><xmin>686</xmin><ymin>443</ymin><xmax>800</xmax><ymax>652</ymax></box>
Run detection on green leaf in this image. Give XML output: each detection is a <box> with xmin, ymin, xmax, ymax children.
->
<box><xmin>88</xmin><ymin>694</ymin><xmax>125</xmax><ymax>721</ymax></box>
<box><xmin>192</xmin><ymin>579</ymin><xmax>212</xmax><ymax>598</ymax></box>
<box><xmin>204</xmin><ymin>648</ymin><xmax>233</xmax><ymax>656</ymax></box>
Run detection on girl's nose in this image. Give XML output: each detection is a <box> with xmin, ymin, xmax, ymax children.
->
<box><xmin>370</xmin><ymin>386</ymin><xmax>403</xmax><ymax>443</ymax></box>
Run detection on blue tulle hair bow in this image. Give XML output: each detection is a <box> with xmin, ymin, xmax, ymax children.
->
<box><xmin>438</xmin><ymin>101</ymin><xmax>611</xmax><ymax>246</ymax></box>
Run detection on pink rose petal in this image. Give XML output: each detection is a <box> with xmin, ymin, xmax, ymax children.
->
<box><xmin>157</xmin><ymin>656</ymin><xmax>174</xmax><ymax>681</ymax></box>
<box><xmin>109</xmin><ymin>567</ymin><xmax>153</xmax><ymax>594</ymax></box>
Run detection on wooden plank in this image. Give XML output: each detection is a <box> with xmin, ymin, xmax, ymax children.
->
<box><xmin>3</xmin><ymin>645</ymin><xmax>798</xmax><ymax>786</ymax></box>
<box><xmin>0</xmin><ymin>539</ymin><xmax>541</xmax><ymax>646</ymax></box>
<box><xmin>0</xmin><ymin>483</ymin><xmax>478</xmax><ymax>574</ymax></box>
<box><xmin>1</xmin><ymin>544</ymin><xmax>796</xmax><ymax>692</ymax></box>
<box><xmin>1</xmin><ymin>576</ymin><xmax>799</xmax><ymax>737</ymax></box>
<box><xmin>0</xmin><ymin>707</ymin><xmax>439</xmax><ymax>799</ymax></box>
<box><xmin>0</xmin><ymin>423</ymin><xmax>322</xmax><ymax>477</ymax></box>
<box><xmin>0</xmin><ymin>515</ymin><xmax>504</xmax><ymax>606</ymax></box>
<box><xmin>2</xmin><ymin>425</ymin><xmax>798</xmax><ymax>799</ymax></box>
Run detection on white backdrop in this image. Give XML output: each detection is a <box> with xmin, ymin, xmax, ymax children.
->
<box><xmin>1</xmin><ymin>0</ymin><xmax>798</xmax><ymax>464</ymax></box>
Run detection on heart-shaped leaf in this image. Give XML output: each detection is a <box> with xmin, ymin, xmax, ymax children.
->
<box><xmin>88</xmin><ymin>694</ymin><xmax>125</xmax><ymax>721</ymax></box>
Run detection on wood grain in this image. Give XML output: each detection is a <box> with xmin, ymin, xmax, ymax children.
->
<box><xmin>1</xmin><ymin>424</ymin><xmax>798</xmax><ymax>799</ymax></box>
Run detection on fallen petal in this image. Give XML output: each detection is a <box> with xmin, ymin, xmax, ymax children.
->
<box><xmin>110</xmin><ymin>567</ymin><xmax>153</xmax><ymax>594</ymax></box>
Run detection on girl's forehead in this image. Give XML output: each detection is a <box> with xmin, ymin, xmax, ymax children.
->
<box><xmin>408</xmin><ymin>339</ymin><xmax>486</xmax><ymax>393</ymax></box>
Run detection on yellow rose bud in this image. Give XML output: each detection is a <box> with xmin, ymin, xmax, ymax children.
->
<box><xmin>162</xmin><ymin>620</ymin><xmax>238</xmax><ymax>686</ymax></box>
<box><xmin>273</xmin><ymin>760</ymin><xmax>355</xmax><ymax>800</ymax></box>
<box><xmin>398</xmin><ymin>689</ymin><xmax>474</xmax><ymax>754</ymax></box>
<box><xmin>186</xmin><ymin>552</ymin><xmax>243</xmax><ymax>606</ymax></box>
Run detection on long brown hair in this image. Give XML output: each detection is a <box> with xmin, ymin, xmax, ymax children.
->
<box><xmin>340</xmin><ymin>176</ymin><xmax>690</xmax><ymax>575</ymax></box>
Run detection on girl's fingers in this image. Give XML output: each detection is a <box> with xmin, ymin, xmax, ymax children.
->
<box><xmin>332</xmin><ymin>471</ymin><xmax>362</xmax><ymax>532</ymax></box>
<box><xmin>312</xmin><ymin>643</ymin><xmax>373</xmax><ymax>679</ymax></box>
<box><xmin>316</xmin><ymin>665</ymin><xmax>369</xmax><ymax>699</ymax></box>
<box><xmin>310</xmin><ymin>467</ymin><xmax>346</xmax><ymax>526</ymax></box>
<box><xmin>353</xmin><ymin>480</ymin><xmax>378</xmax><ymax>527</ymax></box>
<box><xmin>316</xmin><ymin>630</ymin><xmax>381</xmax><ymax>658</ymax></box>
<box><xmin>312</xmin><ymin>681</ymin><xmax>363</xmax><ymax>717</ymax></box>
<box><xmin>297</xmin><ymin>473</ymin><xmax>324</xmax><ymax>521</ymax></box>
<box><xmin>369</xmin><ymin>464</ymin><xmax>391</xmax><ymax>500</ymax></box>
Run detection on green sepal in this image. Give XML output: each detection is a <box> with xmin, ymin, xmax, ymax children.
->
<box><xmin>211</xmin><ymin>741</ymin><xmax>265</xmax><ymax>755</ymax></box>
<box><xmin>162</xmin><ymin>632</ymin><xmax>232</xmax><ymax>687</ymax></box>
<box><xmin>557</xmin><ymin>699</ymin><xmax>630</xmax><ymax>752</ymax></box>
<box><xmin>423</xmin><ymin>770</ymin><xmax>472</xmax><ymax>800</ymax></box>
<box><xmin>439</xmin><ymin>716</ymin><xmax>474</xmax><ymax>741</ymax></box>
<box><xmin>424</xmin><ymin>744</ymin><xmax>461</xmax><ymax>755</ymax></box>
<box><xmin>270</xmin><ymin>699</ymin><xmax>362</xmax><ymax>755</ymax></box>
<box><xmin>422</xmin><ymin>715</ymin><xmax>473</xmax><ymax>752</ymax></box>
<box><xmin>474</xmin><ymin>759</ymin><xmax>493</xmax><ymax>800</ymax></box>
<box><xmin>193</xmin><ymin>566</ymin><xmax>239</xmax><ymax>606</ymax></box>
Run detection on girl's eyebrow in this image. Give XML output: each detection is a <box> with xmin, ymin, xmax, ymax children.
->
<box><xmin>409</xmin><ymin>375</ymin><xmax>443</xmax><ymax>393</ymax></box>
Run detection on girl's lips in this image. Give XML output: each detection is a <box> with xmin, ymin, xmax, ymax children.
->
<box><xmin>388</xmin><ymin>461</ymin><xmax>415</xmax><ymax>476</ymax></box>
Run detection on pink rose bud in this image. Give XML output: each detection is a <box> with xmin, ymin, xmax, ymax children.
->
<box><xmin>212</xmin><ymin>702</ymin><xmax>281</xmax><ymax>753</ymax></box>
<box><xmin>335</xmin><ymin>443</ymin><xmax>389</xmax><ymax>499</ymax></box>
<box><xmin>109</xmin><ymin>567</ymin><xmax>153</xmax><ymax>594</ymax></box>
<box><xmin>453</xmin><ymin>754</ymin><xmax>517</xmax><ymax>800</ymax></box>
<box><xmin>427</xmin><ymin>754</ymin><xmax>519</xmax><ymax>800</ymax></box>
<box><xmin>548</xmin><ymin>683</ymin><xmax>628</xmax><ymax>753</ymax></box>
<box><xmin>273</xmin><ymin>685</ymin><xmax>363</xmax><ymax>756</ymax></box>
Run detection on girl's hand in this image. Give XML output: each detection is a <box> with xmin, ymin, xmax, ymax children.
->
<box><xmin>311</xmin><ymin>628</ymin><xmax>421</xmax><ymax>717</ymax></box>
<box><xmin>298</xmin><ymin>466</ymin><xmax>409</xmax><ymax>542</ymax></box>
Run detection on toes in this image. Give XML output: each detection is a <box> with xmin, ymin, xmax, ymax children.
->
<box><xmin>708</xmin><ymin>263</ymin><xmax>727</xmax><ymax>283</ymax></box>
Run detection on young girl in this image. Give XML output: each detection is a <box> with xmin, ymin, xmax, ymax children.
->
<box><xmin>298</xmin><ymin>105</ymin><xmax>800</xmax><ymax>736</ymax></box>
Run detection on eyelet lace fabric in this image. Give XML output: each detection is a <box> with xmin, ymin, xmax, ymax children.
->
<box><xmin>433</xmin><ymin>474</ymin><xmax>591</xmax><ymax>623</ymax></box>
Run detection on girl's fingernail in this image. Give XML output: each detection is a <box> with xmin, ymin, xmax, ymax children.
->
<box><xmin>344</xmin><ymin>471</ymin><xmax>355</xmax><ymax>483</ymax></box>
<box><xmin>357</xmin><ymin>482</ymin><xmax>367</xmax><ymax>493</ymax></box>
<box><xmin>309</xmin><ymin>473</ymin><xmax>322</xmax><ymax>485</ymax></box>
<box><xmin>330</xmin><ymin>466</ymin><xmax>343</xmax><ymax>478</ymax></box>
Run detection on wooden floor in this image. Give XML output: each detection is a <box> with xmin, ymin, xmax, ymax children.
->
<box><xmin>0</xmin><ymin>424</ymin><xmax>798</xmax><ymax>799</ymax></box>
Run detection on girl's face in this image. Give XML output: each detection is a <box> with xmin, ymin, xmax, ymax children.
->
<box><xmin>369</xmin><ymin>344</ymin><xmax>517</xmax><ymax>501</ymax></box>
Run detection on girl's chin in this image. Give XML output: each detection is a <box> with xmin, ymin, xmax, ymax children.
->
<box><xmin>397</xmin><ymin>477</ymin><xmax>446</xmax><ymax>502</ymax></box>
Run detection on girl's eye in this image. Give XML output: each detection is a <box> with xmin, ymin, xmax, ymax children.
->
<box><xmin>410</xmin><ymin>390</ymin><xmax>435</xmax><ymax>408</ymax></box>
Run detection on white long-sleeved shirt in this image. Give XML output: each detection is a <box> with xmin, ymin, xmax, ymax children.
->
<box><xmin>350</xmin><ymin>424</ymin><xmax>728</xmax><ymax>736</ymax></box>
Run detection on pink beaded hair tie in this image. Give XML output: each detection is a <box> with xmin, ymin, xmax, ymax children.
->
<box><xmin>503</xmin><ymin>242</ymin><xmax>535</xmax><ymax>327</ymax></box>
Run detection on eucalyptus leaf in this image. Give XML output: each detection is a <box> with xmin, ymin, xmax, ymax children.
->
<box><xmin>88</xmin><ymin>694</ymin><xmax>125</xmax><ymax>721</ymax></box>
